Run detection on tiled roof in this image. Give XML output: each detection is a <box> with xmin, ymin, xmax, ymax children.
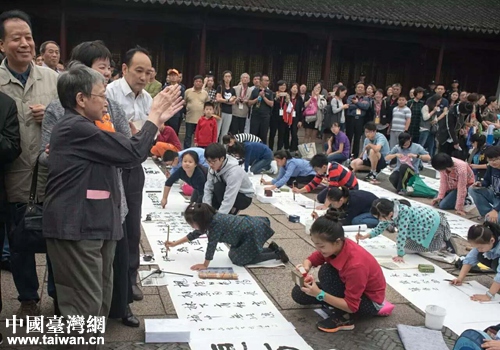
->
<box><xmin>127</xmin><ymin>0</ymin><xmax>500</xmax><ymax>34</ymax></box>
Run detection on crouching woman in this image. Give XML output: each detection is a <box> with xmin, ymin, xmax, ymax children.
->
<box><xmin>291</xmin><ymin>210</ymin><xmax>390</xmax><ymax>333</ymax></box>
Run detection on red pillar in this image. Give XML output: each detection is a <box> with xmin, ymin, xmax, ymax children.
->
<box><xmin>435</xmin><ymin>42</ymin><xmax>445</xmax><ymax>83</ymax></box>
<box><xmin>60</xmin><ymin>0</ymin><xmax>67</xmax><ymax>63</ymax></box>
<box><xmin>323</xmin><ymin>34</ymin><xmax>333</xmax><ymax>88</ymax></box>
<box><xmin>199</xmin><ymin>22</ymin><xmax>207</xmax><ymax>75</ymax></box>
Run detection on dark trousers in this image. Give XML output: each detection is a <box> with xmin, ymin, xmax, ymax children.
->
<box><xmin>212</xmin><ymin>182</ymin><xmax>252</xmax><ymax>212</ymax></box>
<box><xmin>389</xmin><ymin>164</ymin><xmax>415</xmax><ymax>192</ymax></box>
<box><xmin>109</xmin><ymin>223</ymin><xmax>133</xmax><ymax>318</ymax></box>
<box><xmin>291</xmin><ymin>264</ymin><xmax>378</xmax><ymax>318</ymax></box>
<box><xmin>279</xmin><ymin>118</ymin><xmax>299</xmax><ymax>151</ymax></box>
<box><xmin>268</xmin><ymin>114</ymin><xmax>280</xmax><ymax>150</ymax></box>
<box><xmin>0</xmin><ymin>221</ymin><xmax>5</xmax><ymax>312</ymax></box>
<box><xmin>250</xmin><ymin>115</ymin><xmax>270</xmax><ymax>144</ymax></box>
<box><xmin>249</xmin><ymin>247</ymin><xmax>278</xmax><ymax>264</ymax></box>
<box><xmin>184</xmin><ymin>122</ymin><xmax>197</xmax><ymax>149</ymax></box>
<box><xmin>8</xmin><ymin>203</ymin><xmax>56</xmax><ymax>302</ymax></box>
<box><xmin>286</xmin><ymin>175</ymin><xmax>316</xmax><ymax>187</ymax></box>
<box><xmin>122</xmin><ymin>167</ymin><xmax>145</xmax><ymax>287</ymax></box>
<box><xmin>346</xmin><ymin>117</ymin><xmax>365</xmax><ymax>157</ymax></box>
<box><xmin>167</xmin><ymin>116</ymin><xmax>181</xmax><ymax>135</ymax></box>
<box><xmin>438</xmin><ymin>141</ymin><xmax>455</xmax><ymax>157</ymax></box>
<box><xmin>230</xmin><ymin>116</ymin><xmax>246</xmax><ymax>135</ymax></box>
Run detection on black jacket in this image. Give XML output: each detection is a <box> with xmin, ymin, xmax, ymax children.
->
<box><xmin>43</xmin><ymin>109</ymin><xmax>157</xmax><ymax>241</ymax></box>
<box><xmin>0</xmin><ymin>92</ymin><xmax>21</xmax><ymax>220</ymax></box>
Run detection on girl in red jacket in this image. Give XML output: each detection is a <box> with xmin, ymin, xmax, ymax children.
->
<box><xmin>194</xmin><ymin>102</ymin><xmax>218</xmax><ymax>147</ymax></box>
<box><xmin>291</xmin><ymin>209</ymin><xmax>391</xmax><ymax>333</ymax></box>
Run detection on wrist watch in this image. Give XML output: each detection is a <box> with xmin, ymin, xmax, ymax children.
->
<box><xmin>316</xmin><ymin>290</ymin><xmax>326</xmax><ymax>302</ymax></box>
<box><xmin>486</xmin><ymin>291</ymin><xmax>495</xmax><ymax>300</ymax></box>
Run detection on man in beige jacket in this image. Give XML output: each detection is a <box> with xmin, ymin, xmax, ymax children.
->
<box><xmin>0</xmin><ymin>9</ymin><xmax>58</xmax><ymax>317</ymax></box>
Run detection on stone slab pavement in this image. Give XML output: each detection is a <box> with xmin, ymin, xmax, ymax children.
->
<box><xmin>0</xmin><ymin>134</ymin><xmax>492</xmax><ymax>349</ymax></box>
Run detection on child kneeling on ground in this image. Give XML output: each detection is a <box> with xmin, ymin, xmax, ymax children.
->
<box><xmin>358</xmin><ymin>198</ymin><xmax>457</xmax><ymax>262</ymax></box>
<box><xmin>165</xmin><ymin>203</ymin><xmax>289</xmax><ymax>270</ymax></box>
<box><xmin>291</xmin><ymin>210</ymin><xmax>392</xmax><ymax>333</ymax></box>
<box><xmin>451</xmin><ymin>222</ymin><xmax>500</xmax><ymax>303</ymax></box>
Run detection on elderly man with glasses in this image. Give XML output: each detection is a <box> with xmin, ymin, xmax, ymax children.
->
<box><xmin>42</xmin><ymin>63</ymin><xmax>182</xmax><ymax>345</ymax></box>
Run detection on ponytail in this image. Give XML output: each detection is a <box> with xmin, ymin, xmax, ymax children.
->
<box><xmin>184</xmin><ymin>203</ymin><xmax>216</xmax><ymax>232</ymax></box>
<box><xmin>227</xmin><ymin>142</ymin><xmax>245</xmax><ymax>159</ymax></box>
<box><xmin>468</xmin><ymin>222</ymin><xmax>500</xmax><ymax>245</ymax></box>
<box><xmin>326</xmin><ymin>186</ymin><xmax>350</xmax><ymax>203</ymax></box>
<box><xmin>370</xmin><ymin>198</ymin><xmax>395</xmax><ymax>219</ymax></box>
<box><xmin>274</xmin><ymin>149</ymin><xmax>292</xmax><ymax>160</ymax></box>
<box><xmin>310</xmin><ymin>209</ymin><xmax>345</xmax><ymax>243</ymax></box>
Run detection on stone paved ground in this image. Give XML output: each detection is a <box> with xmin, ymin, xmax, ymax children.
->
<box><xmin>0</xmin><ymin>130</ymin><xmax>493</xmax><ymax>350</ymax></box>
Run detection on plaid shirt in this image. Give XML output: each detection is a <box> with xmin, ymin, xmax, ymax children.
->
<box><xmin>407</xmin><ymin>98</ymin><xmax>425</xmax><ymax>139</ymax></box>
<box><xmin>437</xmin><ymin>158</ymin><xmax>475</xmax><ymax>211</ymax></box>
<box><xmin>206</xmin><ymin>88</ymin><xmax>217</xmax><ymax>103</ymax></box>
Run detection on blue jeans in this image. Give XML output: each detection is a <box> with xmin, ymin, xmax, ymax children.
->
<box><xmin>327</xmin><ymin>153</ymin><xmax>348</xmax><ymax>164</ymax></box>
<box><xmin>250</xmin><ymin>158</ymin><xmax>272</xmax><ymax>174</ymax></box>
<box><xmin>184</xmin><ymin>122</ymin><xmax>197</xmax><ymax>149</ymax></box>
<box><xmin>351</xmin><ymin>212</ymin><xmax>379</xmax><ymax>228</ymax></box>
<box><xmin>418</xmin><ymin>130</ymin><xmax>436</xmax><ymax>157</ymax></box>
<box><xmin>438</xmin><ymin>189</ymin><xmax>458</xmax><ymax>210</ymax></box>
<box><xmin>468</xmin><ymin>187</ymin><xmax>500</xmax><ymax>218</ymax></box>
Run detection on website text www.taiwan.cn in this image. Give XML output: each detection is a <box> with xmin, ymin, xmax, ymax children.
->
<box><xmin>4</xmin><ymin>315</ymin><xmax>105</xmax><ymax>346</ymax></box>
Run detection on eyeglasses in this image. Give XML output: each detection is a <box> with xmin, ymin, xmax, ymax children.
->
<box><xmin>91</xmin><ymin>93</ymin><xmax>107</xmax><ymax>100</ymax></box>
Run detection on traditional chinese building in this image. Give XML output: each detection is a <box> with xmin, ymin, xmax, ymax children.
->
<box><xmin>4</xmin><ymin>0</ymin><xmax>500</xmax><ymax>94</ymax></box>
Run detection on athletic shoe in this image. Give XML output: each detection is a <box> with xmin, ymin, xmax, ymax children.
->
<box><xmin>364</xmin><ymin>171</ymin><xmax>377</xmax><ymax>182</ymax></box>
<box><xmin>268</xmin><ymin>241</ymin><xmax>279</xmax><ymax>252</ymax></box>
<box><xmin>316</xmin><ymin>314</ymin><xmax>355</xmax><ymax>333</ymax></box>
<box><xmin>275</xmin><ymin>247</ymin><xmax>289</xmax><ymax>263</ymax></box>
<box><xmin>377</xmin><ymin>301</ymin><xmax>395</xmax><ymax>316</ymax></box>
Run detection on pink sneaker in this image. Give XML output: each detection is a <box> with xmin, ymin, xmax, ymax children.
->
<box><xmin>377</xmin><ymin>301</ymin><xmax>394</xmax><ymax>317</ymax></box>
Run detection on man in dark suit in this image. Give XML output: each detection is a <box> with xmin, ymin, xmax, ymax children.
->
<box><xmin>0</xmin><ymin>91</ymin><xmax>21</xmax><ymax>321</ymax></box>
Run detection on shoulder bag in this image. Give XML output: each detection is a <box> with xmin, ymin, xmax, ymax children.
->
<box><xmin>8</xmin><ymin>154</ymin><xmax>46</xmax><ymax>253</ymax></box>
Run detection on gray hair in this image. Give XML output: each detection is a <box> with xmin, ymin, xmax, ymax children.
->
<box><xmin>240</xmin><ymin>72</ymin><xmax>250</xmax><ymax>79</ymax></box>
<box><xmin>57</xmin><ymin>61</ymin><xmax>106</xmax><ymax>109</ymax></box>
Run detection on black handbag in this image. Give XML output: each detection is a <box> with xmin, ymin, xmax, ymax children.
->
<box><xmin>8</xmin><ymin>155</ymin><xmax>46</xmax><ymax>253</ymax></box>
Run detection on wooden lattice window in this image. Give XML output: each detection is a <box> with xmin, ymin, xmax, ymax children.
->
<box><xmin>306</xmin><ymin>51</ymin><xmax>323</xmax><ymax>89</ymax></box>
<box><xmin>282</xmin><ymin>54</ymin><xmax>298</xmax><ymax>85</ymax></box>
<box><xmin>248</xmin><ymin>55</ymin><xmax>264</xmax><ymax>78</ymax></box>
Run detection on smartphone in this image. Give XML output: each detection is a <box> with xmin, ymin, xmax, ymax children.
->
<box><xmin>291</xmin><ymin>270</ymin><xmax>304</xmax><ymax>287</ymax></box>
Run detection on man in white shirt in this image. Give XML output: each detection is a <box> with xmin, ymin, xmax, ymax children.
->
<box><xmin>106</xmin><ymin>46</ymin><xmax>153</xmax><ymax>302</ymax></box>
<box><xmin>107</xmin><ymin>46</ymin><xmax>153</xmax><ymax>130</ymax></box>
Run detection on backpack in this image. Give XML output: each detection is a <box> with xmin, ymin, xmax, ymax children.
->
<box><xmin>453</xmin><ymin>329</ymin><xmax>492</xmax><ymax>350</ymax></box>
<box><xmin>322</xmin><ymin>99</ymin><xmax>343</xmax><ymax>132</ymax></box>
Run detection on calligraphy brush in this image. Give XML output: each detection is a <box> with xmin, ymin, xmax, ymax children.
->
<box><xmin>356</xmin><ymin>225</ymin><xmax>361</xmax><ymax>245</ymax></box>
<box><xmin>293</xmin><ymin>181</ymin><xmax>296</xmax><ymax>201</ymax></box>
<box><xmin>165</xmin><ymin>224</ymin><xmax>170</xmax><ymax>258</ymax></box>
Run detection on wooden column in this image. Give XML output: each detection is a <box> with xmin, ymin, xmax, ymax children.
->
<box><xmin>322</xmin><ymin>33</ymin><xmax>333</xmax><ymax>88</ymax></box>
<box><xmin>199</xmin><ymin>21</ymin><xmax>207</xmax><ymax>75</ymax></box>
<box><xmin>435</xmin><ymin>42</ymin><xmax>445</xmax><ymax>83</ymax></box>
<box><xmin>60</xmin><ymin>0</ymin><xmax>67</xmax><ymax>62</ymax></box>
